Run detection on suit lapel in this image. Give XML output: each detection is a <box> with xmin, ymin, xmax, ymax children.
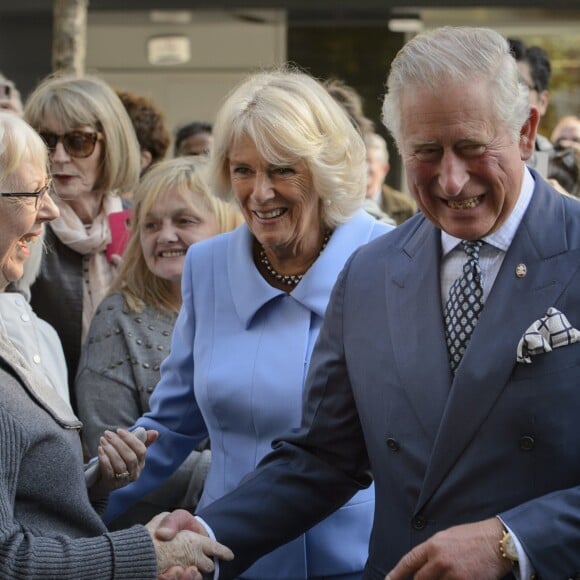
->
<box><xmin>387</xmin><ymin>220</ymin><xmax>452</xmax><ymax>440</ymax></box>
<box><xmin>416</xmin><ymin>183</ymin><xmax>580</xmax><ymax>513</ymax></box>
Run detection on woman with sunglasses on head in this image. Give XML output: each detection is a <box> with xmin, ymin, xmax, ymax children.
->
<box><xmin>0</xmin><ymin>110</ymin><xmax>233</xmax><ymax>578</ymax></box>
<box><xmin>23</xmin><ymin>74</ymin><xmax>141</xmax><ymax>411</ymax></box>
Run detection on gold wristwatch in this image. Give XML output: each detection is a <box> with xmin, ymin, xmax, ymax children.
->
<box><xmin>499</xmin><ymin>529</ymin><xmax>519</xmax><ymax>564</ymax></box>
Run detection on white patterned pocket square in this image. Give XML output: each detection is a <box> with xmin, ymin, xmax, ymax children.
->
<box><xmin>517</xmin><ymin>307</ymin><xmax>580</xmax><ymax>364</ymax></box>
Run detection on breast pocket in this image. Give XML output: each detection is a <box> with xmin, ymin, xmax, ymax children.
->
<box><xmin>511</xmin><ymin>340</ymin><xmax>580</xmax><ymax>381</ymax></box>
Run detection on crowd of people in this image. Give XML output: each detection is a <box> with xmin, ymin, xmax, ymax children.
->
<box><xmin>0</xmin><ymin>22</ymin><xmax>579</xmax><ymax>580</ymax></box>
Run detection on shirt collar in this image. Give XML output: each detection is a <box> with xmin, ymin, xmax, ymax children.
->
<box><xmin>441</xmin><ymin>165</ymin><xmax>535</xmax><ymax>256</ymax></box>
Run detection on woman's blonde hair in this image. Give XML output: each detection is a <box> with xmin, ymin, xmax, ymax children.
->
<box><xmin>111</xmin><ymin>156</ymin><xmax>242</xmax><ymax>313</ymax></box>
<box><xmin>24</xmin><ymin>73</ymin><xmax>141</xmax><ymax>194</ymax></box>
<box><xmin>209</xmin><ymin>66</ymin><xmax>366</xmax><ymax>229</ymax></box>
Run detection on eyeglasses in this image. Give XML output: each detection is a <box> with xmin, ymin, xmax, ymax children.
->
<box><xmin>1</xmin><ymin>181</ymin><xmax>52</xmax><ymax>210</ymax></box>
<box><xmin>39</xmin><ymin>130</ymin><xmax>101</xmax><ymax>158</ymax></box>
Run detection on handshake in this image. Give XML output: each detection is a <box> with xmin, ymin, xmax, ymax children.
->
<box><xmin>146</xmin><ymin>510</ymin><xmax>234</xmax><ymax>580</ymax></box>
<box><xmin>85</xmin><ymin>428</ymin><xmax>233</xmax><ymax>578</ymax></box>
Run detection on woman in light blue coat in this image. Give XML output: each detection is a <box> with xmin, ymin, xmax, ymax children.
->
<box><xmin>105</xmin><ymin>67</ymin><xmax>393</xmax><ymax>579</ymax></box>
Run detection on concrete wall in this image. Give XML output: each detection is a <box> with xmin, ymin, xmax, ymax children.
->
<box><xmin>86</xmin><ymin>10</ymin><xmax>286</xmax><ymax>147</ymax></box>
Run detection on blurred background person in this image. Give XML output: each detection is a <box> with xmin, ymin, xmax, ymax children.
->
<box><xmin>173</xmin><ymin>121</ymin><xmax>213</xmax><ymax>157</ymax></box>
<box><xmin>508</xmin><ymin>38</ymin><xmax>553</xmax><ymax>176</ymax></box>
<box><xmin>551</xmin><ymin>114</ymin><xmax>580</xmax><ymax>153</ymax></box>
<box><xmin>23</xmin><ymin>74</ymin><xmax>141</xmax><ymax>410</ymax></box>
<box><xmin>0</xmin><ymin>109</ymin><xmax>230</xmax><ymax>579</ymax></box>
<box><xmin>364</xmin><ymin>132</ymin><xmax>416</xmax><ymax>225</ymax></box>
<box><xmin>547</xmin><ymin>141</ymin><xmax>580</xmax><ymax>197</ymax></box>
<box><xmin>105</xmin><ymin>67</ymin><xmax>393</xmax><ymax>580</ymax></box>
<box><xmin>118</xmin><ymin>89</ymin><xmax>171</xmax><ymax>178</ymax></box>
<box><xmin>76</xmin><ymin>156</ymin><xmax>242</xmax><ymax>528</ymax></box>
<box><xmin>323</xmin><ymin>77</ymin><xmax>375</xmax><ymax>137</ymax></box>
<box><xmin>548</xmin><ymin>114</ymin><xmax>580</xmax><ymax>197</ymax></box>
<box><xmin>324</xmin><ymin>77</ymin><xmax>396</xmax><ymax>225</ymax></box>
<box><xmin>0</xmin><ymin>72</ymin><xmax>23</xmax><ymax>116</ymax></box>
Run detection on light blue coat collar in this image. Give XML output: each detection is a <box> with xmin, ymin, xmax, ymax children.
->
<box><xmin>229</xmin><ymin>209</ymin><xmax>386</xmax><ymax>328</ymax></box>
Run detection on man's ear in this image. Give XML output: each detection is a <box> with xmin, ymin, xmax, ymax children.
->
<box><xmin>519</xmin><ymin>107</ymin><xmax>540</xmax><ymax>161</ymax></box>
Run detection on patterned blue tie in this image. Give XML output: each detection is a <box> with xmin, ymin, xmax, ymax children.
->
<box><xmin>444</xmin><ymin>240</ymin><xmax>484</xmax><ymax>374</ymax></box>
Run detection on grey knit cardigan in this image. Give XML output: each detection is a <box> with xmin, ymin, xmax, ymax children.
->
<box><xmin>0</xmin><ymin>339</ymin><xmax>158</xmax><ymax>579</ymax></box>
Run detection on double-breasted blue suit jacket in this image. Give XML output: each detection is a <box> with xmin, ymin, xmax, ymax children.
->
<box><xmin>198</xmin><ymin>171</ymin><xmax>580</xmax><ymax>579</ymax></box>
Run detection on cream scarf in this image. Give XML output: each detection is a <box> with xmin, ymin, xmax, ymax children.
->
<box><xmin>0</xmin><ymin>331</ymin><xmax>80</xmax><ymax>427</ymax></box>
<box><xmin>50</xmin><ymin>194</ymin><xmax>123</xmax><ymax>340</ymax></box>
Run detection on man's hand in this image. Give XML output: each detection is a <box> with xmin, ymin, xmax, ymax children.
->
<box><xmin>146</xmin><ymin>512</ymin><xmax>234</xmax><ymax>578</ymax></box>
<box><xmin>154</xmin><ymin>509</ymin><xmax>208</xmax><ymax>541</ymax></box>
<box><xmin>386</xmin><ymin>517</ymin><xmax>512</xmax><ymax>580</ymax></box>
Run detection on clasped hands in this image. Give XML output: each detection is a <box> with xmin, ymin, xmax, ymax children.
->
<box><xmin>85</xmin><ymin>430</ymin><xmax>234</xmax><ymax>578</ymax></box>
<box><xmin>147</xmin><ymin>510</ymin><xmax>234</xmax><ymax>580</ymax></box>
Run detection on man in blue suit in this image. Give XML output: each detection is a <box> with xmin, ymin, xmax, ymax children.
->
<box><xmin>157</xmin><ymin>26</ymin><xmax>580</xmax><ymax>579</ymax></box>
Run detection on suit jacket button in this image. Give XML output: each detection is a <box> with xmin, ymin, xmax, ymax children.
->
<box><xmin>386</xmin><ymin>437</ymin><xmax>400</xmax><ymax>452</ymax></box>
<box><xmin>412</xmin><ymin>515</ymin><xmax>427</xmax><ymax>530</ymax></box>
<box><xmin>519</xmin><ymin>435</ymin><xmax>535</xmax><ymax>451</ymax></box>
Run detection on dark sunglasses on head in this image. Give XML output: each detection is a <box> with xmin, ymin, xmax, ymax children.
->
<box><xmin>39</xmin><ymin>130</ymin><xmax>100</xmax><ymax>159</ymax></box>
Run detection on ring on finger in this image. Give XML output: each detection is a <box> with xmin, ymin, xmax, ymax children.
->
<box><xmin>114</xmin><ymin>470</ymin><xmax>131</xmax><ymax>480</ymax></box>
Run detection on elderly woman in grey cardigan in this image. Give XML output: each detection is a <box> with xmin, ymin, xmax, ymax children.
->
<box><xmin>0</xmin><ymin>111</ymin><xmax>232</xmax><ymax>578</ymax></box>
<box><xmin>75</xmin><ymin>156</ymin><xmax>242</xmax><ymax>528</ymax></box>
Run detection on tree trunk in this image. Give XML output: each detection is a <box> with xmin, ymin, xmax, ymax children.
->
<box><xmin>52</xmin><ymin>0</ymin><xmax>89</xmax><ymax>75</ymax></box>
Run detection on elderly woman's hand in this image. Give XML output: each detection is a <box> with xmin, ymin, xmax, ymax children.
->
<box><xmin>87</xmin><ymin>427</ymin><xmax>158</xmax><ymax>498</ymax></box>
<box><xmin>146</xmin><ymin>512</ymin><xmax>234</xmax><ymax>579</ymax></box>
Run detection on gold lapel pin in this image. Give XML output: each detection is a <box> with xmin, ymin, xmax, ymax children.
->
<box><xmin>515</xmin><ymin>263</ymin><xmax>527</xmax><ymax>278</ymax></box>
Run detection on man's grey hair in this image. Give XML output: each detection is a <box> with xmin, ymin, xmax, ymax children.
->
<box><xmin>382</xmin><ymin>26</ymin><xmax>530</xmax><ymax>149</ymax></box>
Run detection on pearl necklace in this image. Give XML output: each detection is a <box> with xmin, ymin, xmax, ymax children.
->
<box><xmin>259</xmin><ymin>231</ymin><xmax>331</xmax><ymax>287</ymax></box>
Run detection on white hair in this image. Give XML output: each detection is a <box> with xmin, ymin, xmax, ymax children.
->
<box><xmin>382</xmin><ymin>26</ymin><xmax>530</xmax><ymax>149</ymax></box>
